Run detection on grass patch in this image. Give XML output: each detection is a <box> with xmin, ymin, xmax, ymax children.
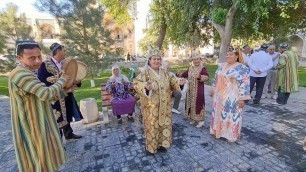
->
<box><xmin>172</xmin><ymin>64</ymin><xmax>218</xmax><ymax>84</ymax></box>
<box><xmin>0</xmin><ymin>76</ymin><xmax>9</xmax><ymax>96</ymax></box>
<box><xmin>298</xmin><ymin>67</ymin><xmax>306</xmax><ymax>87</ymax></box>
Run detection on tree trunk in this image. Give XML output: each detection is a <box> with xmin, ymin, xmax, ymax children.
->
<box><xmin>156</xmin><ymin>19</ymin><xmax>167</xmax><ymax>50</ymax></box>
<box><xmin>212</xmin><ymin>0</ymin><xmax>238</xmax><ymax>62</ymax></box>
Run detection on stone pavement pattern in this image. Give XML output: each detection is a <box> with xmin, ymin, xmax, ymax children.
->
<box><xmin>0</xmin><ymin>86</ymin><xmax>305</xmax><ymax>172</ymax></box>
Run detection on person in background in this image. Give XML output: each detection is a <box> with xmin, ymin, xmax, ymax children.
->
<box><xmin>210</xmin><ymin>47</ymin><xmax>251</xmax><ymax>142</ymax></box>
<box><xmin>162</xmin><ymin>60</ymin><xmax>185</xmax><ymax>114</ymax></box>
<box><xmin>106</xmin><ymin>65</ymin><xmax>135</xmax><ymax>123</ymax></box>
<box><xmin>240</xmin><ymin>45</ymin><xmax>251</xmax><ymax>66</ymax></box>
<box><xmin>133</xmin><ymin>48</ymin><xmax>182</xmax><ymax>154</ymax></box>
<box><xmin>273</xmin><ymin>43</ymin><xmax>299</xmax><ymax>105</ymax></box>
<box><xmin>9</xmin><ymin>41</ymin><xmax>68</xmax><ymax>171</ymax></box>
<box><xmin>181</xmin><ymin>51</ymin><xmax>209</xmax><ymax>128</ymax></box>
<box><xmin>38</xmin><ymin>42</ymin><xmax>83</xmax><ymax>140</ymax></box>
<box><xmin>127</xmin><ymin>52</ymin><xmax>131</xmax><ymax>61</ymax></box>
<box><xmin>248</xmin><ymin>43</ymin><xmax>273</xmax><ymax>104</ymax></box>
<box><xmin>262</xmin><ymin>44</ymin><xmax>280</xmax><ymax>99</ymax></box>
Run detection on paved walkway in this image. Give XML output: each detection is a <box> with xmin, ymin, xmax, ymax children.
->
<box><xmin>0</xmin><ymin>86</ymin><xmax>305</xmax><ymax>172</ymax></box>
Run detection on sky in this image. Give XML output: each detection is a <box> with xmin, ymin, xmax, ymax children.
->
<box><xmin>0</xmin><ymin>0</ymin><xmax>52</xmax><ymax>17</ymax></box>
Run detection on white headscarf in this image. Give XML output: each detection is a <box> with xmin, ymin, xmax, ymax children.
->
<box><xmin>110</xmin><ymin>65</ymin><xmax>129</xmax><ymax>83</ymax></box>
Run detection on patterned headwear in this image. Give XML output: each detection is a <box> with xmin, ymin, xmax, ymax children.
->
<box><xmin>15</xmin><ymin>40</ymin><xmax>40</xmax><ymax>55</ymax></box>
<box><xmin>260</xmin><ymin>43</ymin><xmax>269</xmax><ymax>50</ymax></box>
<box><xmin>190</xmin><ymin>50</ymin><xmax>202</xmax><ymax>59</ymax></box>
<box><xmin>50</xmin><ymin>42</ymin><xmax>64</xmax><ymax>54</ymax></box>
<box><xmin>227</xmin><ymin>46</ymin><xmax>238</xmax><ymax>53</ymax></box>
<box><xmin>279</xmin><ymin>43</ymin><xmax>289</xmax><ymax>49</ymax></box>
<box><xmin>145</xmin><ymin>46</ymin><xmax>161</xmax><ymax>70</ymax></box>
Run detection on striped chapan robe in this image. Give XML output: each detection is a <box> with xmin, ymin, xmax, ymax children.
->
<box><xmin>275</xmin><ymin>50</ymin><xmax>299</xmax><ymax>93</ymax></box>
<box><xmin>9</xmin><ymin>66</ymin><xmax>67</xmax><ymax>172</ymax></box>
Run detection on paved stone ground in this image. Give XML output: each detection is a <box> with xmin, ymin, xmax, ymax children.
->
<box><xmin>0</xmin><ymin>86</ymin><xmax>305</xmax><ymax>172</ymax></box>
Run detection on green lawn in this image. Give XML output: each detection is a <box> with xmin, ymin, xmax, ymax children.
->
<box><xmin>1</xmin><ymin>65</ymin><xmax>306</xmax><ymax>111</ymax></box>
<box><xmin>171</xmin><ymin>64</ymin><xmax>218</xmax><ymax>85</ymax></box>
<box><xmin>0</xmin><ymin>76</ymin><xmax>9</xmax><ymax>96</ymax></box>
<box><xmin>298</xmin><ymin>67</ymin><xmax>306</xmax><ymax>87</ymax></box>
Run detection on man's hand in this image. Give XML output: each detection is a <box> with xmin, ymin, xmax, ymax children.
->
<box><xmin>59</xmin><ymin>72</ymin><xmax>71</xmax><ymax>82</ymax></box>
<box><xmin>255</xmin><ymin>70</ymin><xmax>262</xmax><ymax>74</ymax></box>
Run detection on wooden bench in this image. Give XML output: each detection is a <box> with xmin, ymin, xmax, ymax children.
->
<box><xmin>100</xmin><ymin>83</ymin><xmax>111</xmax><ymax>123</ymax></box>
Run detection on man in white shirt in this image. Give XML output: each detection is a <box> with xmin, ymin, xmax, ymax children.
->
<box><xmin>248</xmin><ymin>43</ymin><xmax>273</xmax><ymax>104</ymax></box>
<box><xmin>262</xmin><ymin>44</ymin><xmax>280</xmax><ymax>99</ymax></box>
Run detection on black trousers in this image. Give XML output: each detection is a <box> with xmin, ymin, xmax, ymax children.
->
<box><xmin>276</xmin><ymin>87</ymin><xmax>290</xmax><ymax>104</ymax></box>
<box><xmin>250</xmin><ymin>76</ymin><xmax>266</xmax><ymax>103</ymax></box>
<box><xmin>60</xmin><ymin>123</ymin><xmax>74</xmax><ymax>138</ymax></box>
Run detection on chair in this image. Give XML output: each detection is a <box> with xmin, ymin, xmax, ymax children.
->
<box><xmin>100</xmin><ymin>83</ymin><xmax>111</xmax><ymax>123</ymax></box>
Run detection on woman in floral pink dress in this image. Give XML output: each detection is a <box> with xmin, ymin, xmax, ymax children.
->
<box><xmin>210</xmin><ymin>48</ymin><xmax>251</xmax><ymax>142</ymax></box>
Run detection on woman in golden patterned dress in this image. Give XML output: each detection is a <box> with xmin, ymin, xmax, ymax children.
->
<box><xmin>181</xmin><ymin>52</ymin><xmax>209</xmax><ymax>128</ymax></box>
<box><xmin>133</xmin><ymin>50</ymin><xmax>181</xmax><ymax>154</ymax></box>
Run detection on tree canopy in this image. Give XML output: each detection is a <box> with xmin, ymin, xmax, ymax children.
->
<box><xmin>0</xmin><ymin>3</ymin><xmax>32</xmax><ymax>73</ymax></box>
<box><xmin>35</xmin><ymin>0</ymin><xmax>114</xmax><ymax>77</ymax></box>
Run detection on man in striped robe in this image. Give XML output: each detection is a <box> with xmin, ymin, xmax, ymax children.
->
<box><xmin>273</xmin><ymin>43</ymin><xmax>299</xmax><ymax>105</ymax></box>
<box><xmin>9</xmin><ymin>41</ymin><xmax>68</xmax><ymax>171</ymax></box>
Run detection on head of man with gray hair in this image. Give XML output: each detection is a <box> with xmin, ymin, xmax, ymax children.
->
<box><xmin>162</xmin><ymin>60</ymin><xmax>170</xmax><ymax>72</ymax></box>
<box><xmin>242</xmin><ymin>45</ymin><xmax>251</xmax><ymax>55</ymax></box>
<box><xmin>267</xmin><ymin>44</ymin><xmax>276</xmax><ymax>55</ymax></box>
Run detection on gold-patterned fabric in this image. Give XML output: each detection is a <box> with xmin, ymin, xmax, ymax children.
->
<box><xmin>38</xmin><ymin>58</ymin><xmax>68</xmax><ymax>128</ymax></box>
<box><xmin>133</xmin><ymin>68</ymin><xmax>180</xmax><ymax>153</ymax></box>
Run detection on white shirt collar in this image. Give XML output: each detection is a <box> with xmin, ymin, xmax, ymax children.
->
<box><xmin>51</xmin><ymin>57</ymin><xmax>62</xmax><ymax>71</ymax></box>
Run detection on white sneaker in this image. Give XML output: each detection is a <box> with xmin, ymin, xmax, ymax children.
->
<box><xmin>261</xmin><ymin>94</ymin><xmax>266</xmax><ymax>99</ymax></box>
<box><xmin>196</xmin><ymin>121</ymin><xmax>204</xmax><ymax>128</ymax></box>
<box><xmin>272</xmin><ymin>95</ymin><xmax>277</xmax><ymax>100</ymax></box>
<box><xmin>171</xmin><ymin>108</ymin><xmax>180</xmax><ymax>114</ymax></box>
<box><xmin>271</xmin><ymin>102</ymin><xmax>282</xmax><ymax>105</ymax></box>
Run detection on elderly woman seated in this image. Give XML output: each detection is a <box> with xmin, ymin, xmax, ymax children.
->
<box><xmin>106</xmin><ymin>65</ymin><xmax>136</xmax><ymax>124</ymax></box>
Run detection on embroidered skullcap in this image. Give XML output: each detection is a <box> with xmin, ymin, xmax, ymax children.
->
<box><xmin>260</xmin><ymin>43</ymin><xmax>269</xmax><ymax>50</ymax></box>
<box><xmin>50</xmin><ymin>42</ymin><xmax>63</xmax><ymax>53</ymax></box>
<box><xmin>15</xmin><ymin>40</ymin><xmax>40</xmax><ymax>55</ymax></box>
<box><xmin>279</xmin><ymin>43</ymin><xmax>289</xmax><ymax>49</ymax></box>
